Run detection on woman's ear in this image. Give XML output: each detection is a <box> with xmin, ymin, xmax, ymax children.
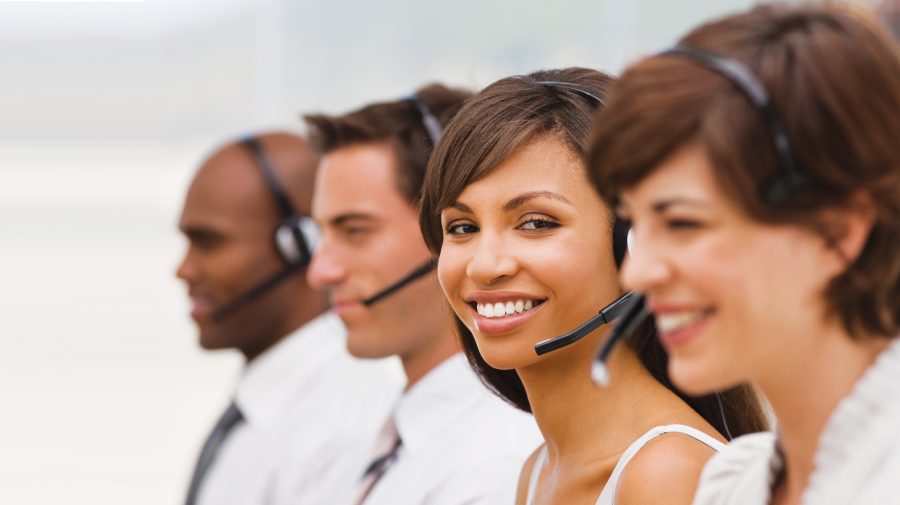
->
<box><xmin>820</xmin><ymin>191</ymin><xmax>877</xmax><ymax>265</ymax></box>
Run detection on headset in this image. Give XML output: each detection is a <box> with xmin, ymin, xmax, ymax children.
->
<box><xmin>530</xmin><ymin>80</ymin><xmax>636</xmax><ymax>358</ymax></box>
<box><xmin>210</xmin><ymin>136</ymin><xmax>320</xmax><ymax>321</ymax></box>
<box><xmin>360</xmin><ymin>92</ymin><xmax>443</xmax><ymax>308</ymax></box>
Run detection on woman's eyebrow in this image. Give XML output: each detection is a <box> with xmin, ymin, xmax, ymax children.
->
<box><xmin>651</xmin><ymin>196</ymin><xmax>709</xmax><ymax>213</ymax></box>
<box><xmin>503</xmin><ymin>191</ymin><xmax>573</xmax><ymax>211</ymax></box>
<box><xmin>448</xmin><ymin>201</ymin><xmax>473</xmax><ymax>213</ymax></box>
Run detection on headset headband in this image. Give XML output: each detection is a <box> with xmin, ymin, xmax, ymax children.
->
<box><xmin>659</xmin><ymin>45</ymin><xmax>811</xmax><ymax>203</ymax></box>
<box><xmin>407</xmin><ymin>93</ymin><xmax>443</xmax><ymax>145</ymax></box>
<box><xmin>241</xmin><ymin>136</ymin><xmax>296</xmax><ymax>218</ymax></box>
<box><xmin>536</xmin><ymin>80</ymin><xmax>606</xmax><ymax>105</ymax></box>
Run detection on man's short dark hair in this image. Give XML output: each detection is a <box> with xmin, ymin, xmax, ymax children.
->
<box><xmin>304</xmin><ymin>83</ymin><xmax>473</xmax><ymax>206</ymax></box>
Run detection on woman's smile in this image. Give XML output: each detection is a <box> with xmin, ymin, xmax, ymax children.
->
<box><xmin>466</xmin><ymin>292</ymin><xmax>548</xmax><ymax>335</ymax></box>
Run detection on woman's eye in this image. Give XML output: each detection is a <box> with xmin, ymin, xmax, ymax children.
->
<box><xmin>518</xmin><ymin>217</ymin><xmax>560</xmax><ymax>231</ymax></box>
<box><xmin>665</xmin><ymin>219</ymin><xmax>702</xmax><ymax>230</ymax></box>
<box><xmin>446</xmin><ymin>222</ymin><xmax>478</xmax><ymax>235</ymax></box>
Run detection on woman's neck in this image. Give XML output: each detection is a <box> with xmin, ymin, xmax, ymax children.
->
<box><xmin>761</xmin><ymin>325</ymin><xmax>889</xmax><ymax>504</ymax></box>
<box><xmin>518</xmin><ymin>339</ymin><xmax>684</xmax><ymax>463</ymax></box>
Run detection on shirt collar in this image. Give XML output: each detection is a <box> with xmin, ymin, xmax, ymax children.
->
<box><xmin>234</xmin><ymin>312</ymin><xmax>346</xmax><ymax>428</ymax></box>
<box><xmin>393</xmin><ymin>353</ymin><xmax>490</xmax><ymax>453</ymax></box>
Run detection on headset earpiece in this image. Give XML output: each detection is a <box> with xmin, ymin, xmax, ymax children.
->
<box><xmin>274</xmin><ymin>215</ymin><xmax>319</xmax><ymax>267</ymax></box>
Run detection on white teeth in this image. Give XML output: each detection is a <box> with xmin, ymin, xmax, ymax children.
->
<box><xmin>474</xmin><ymin>299</ymin><xmax>540</xmax><ymax>318</ymax></box>
<box><xmin>656</xmin><ymin>311</ymin><xmax>709</xmax><ymax>333</ymax></box>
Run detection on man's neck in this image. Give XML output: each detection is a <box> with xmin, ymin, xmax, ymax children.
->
<box><xmin>399</xmin><ymin>326</ymin><xmax>460</xmax><ymax>390</ymax></box>
<box><xmin>241</xmin><ymin>308</ymin><xmax>327</xmax><ymax>364</ymax></box>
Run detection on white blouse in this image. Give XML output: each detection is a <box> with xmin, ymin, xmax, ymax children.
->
<box><xmin>693</xmin><ymin>338</ymin><xmax>900</xmax><ymax>505</ymax></box>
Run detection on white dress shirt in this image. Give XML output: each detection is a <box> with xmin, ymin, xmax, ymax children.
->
<box><xmin>692</xmin><ymin>337</ymin><xmax>900</xmax><ymax>505</ymax></box>
<box><xmin>362</xmin><ymin>353</ymin><xmax>542</xmax><ymax>505</ymax></box>
<box><xmin>194</xmin><ymin>312</ymin><xmax>404</xmax><ymax>505</ymax></box>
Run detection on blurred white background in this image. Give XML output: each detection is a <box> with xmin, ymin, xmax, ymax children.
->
<box><xmin>0</xmin><ymin>0</ymin><xmax>887</xmax><ymax>504</ymax></box>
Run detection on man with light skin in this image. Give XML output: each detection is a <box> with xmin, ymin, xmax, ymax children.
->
<box><xmin>176</xmin><ymin>132</ymin><xmax>401</xmax><ymax>505</ymax></box>
<box><xmin>305</xmin><ymin>86</ymin><xmax>541</xmax><ymax>505</ymax></box>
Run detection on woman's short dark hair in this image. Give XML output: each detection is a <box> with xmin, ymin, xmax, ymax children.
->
<box><xmin>419</xmin><ymin>67</ymin><xmax>769</xmax><ymax>438</ymax></box>
<box><xmin>588</xmin><ymin>4</ymin><xmax>900</xmax><ymax>341</ymax></box>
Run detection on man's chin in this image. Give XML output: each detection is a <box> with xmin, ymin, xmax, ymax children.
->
<box><xmin>345</xmin><ymin>332</ymin><xmax>394</xmax><ymax>360</ymax></box>
<box><xmin>198</xmin><ymin>330</ymin><xmax>232</xmax><ymax>351</ymax></box>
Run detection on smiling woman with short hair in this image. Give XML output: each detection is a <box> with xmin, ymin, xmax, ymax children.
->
<box><xmin>588</xmin><ymin>4</ymin><xmax>900</xmax><ymax>505</ymax></box>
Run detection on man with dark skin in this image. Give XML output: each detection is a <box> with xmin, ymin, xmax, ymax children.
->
<box><xmin>178</xmin><ymin>133</ymin><xmax>327</xmax><ymax>358</ymax></box>
<box><xmin>176</xmin><ymin>132</ymin><xmax>401</xmax><ymax>505</ymax></box>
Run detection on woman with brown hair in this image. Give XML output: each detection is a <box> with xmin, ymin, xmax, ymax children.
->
<box><xmin>588</xmin><ymin>4</ymin><xmax>900</xmax><ymax>505</ymax></box>
<box><xmin>418</xmin><ymin>67</ymin><xmax>768</xmax><ymax>505</ymax></box>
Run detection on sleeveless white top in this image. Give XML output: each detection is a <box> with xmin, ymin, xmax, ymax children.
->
<box><xmin>525</xmin><ymin>424</ymin><xmax>726</xmax><ymax>505</ymax></box>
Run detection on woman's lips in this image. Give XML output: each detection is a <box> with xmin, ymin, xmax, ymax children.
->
<box><xmin>472</xmin><ymin>301</ymin><xmax>545</xmax><ymax>335</ymax></box>
<box><xmin>655</xmin><ymin>309</ymin><xmax>714</xmax><ymax>348</ymax></box>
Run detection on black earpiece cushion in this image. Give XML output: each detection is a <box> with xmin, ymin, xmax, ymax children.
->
<box><xmin>612</xmin><ymin>219</ymin><xmax>630</xmax><ymax>269</ymax></box>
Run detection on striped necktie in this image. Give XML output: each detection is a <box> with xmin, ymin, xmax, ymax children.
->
<box><xmin>355</xmin><ymin>415</ymin><xmax>402</xmax><ymax>505</ymax></box>
<box><xmin>184</xmin><ymin>401</ymin><xmax>244</xmax><ymax>505</ymax></box>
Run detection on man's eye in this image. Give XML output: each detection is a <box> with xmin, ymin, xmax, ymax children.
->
<box><xmin>341</xmin><ymin>227</ymin><xmax>373</xmax><ymax>241</ymax></box>
<box><xmin>192</xmin><ymin>235</ymin><xmax>223</xmax><ymax>250</ymax></box>
<box><xmin>446</xmin><ymin>222</ymin><xmax>478</xmax><ymax>235</ymax></box>
<box><xmin>518</xmin><ymin>217</ymin><xmax>559</xmax><ymax>231</ymax></box>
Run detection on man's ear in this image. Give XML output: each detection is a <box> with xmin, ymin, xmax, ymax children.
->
<box><xmin>820</xmin><ymin>190</ymin><xmax>877</xmax><ymax>264</ymax></box>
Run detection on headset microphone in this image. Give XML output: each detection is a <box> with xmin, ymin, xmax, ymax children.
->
<box><xmin>534</xmin><ymin>291</ymin><xmax>637</xmax><ymax>355</ymax></box>
<box><xmin>362</xmin><ymin>259</ymin><xmax>436</xmax><ymax>307</ymax></box>
<box><xmin>591</xmin><ymin>293</ymin><xmax>648</xmax><ymax>386</ymax></box>
<box><xmin>211</xmin><ymin>266</ymin><xmax>301</xmax><ymax>321</ymax></box>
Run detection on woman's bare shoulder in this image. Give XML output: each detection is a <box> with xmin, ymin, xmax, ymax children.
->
<box><xmin>614</xmin><ymin>431</ymin><xmax>719</xmax><ymax>505</ymax></box>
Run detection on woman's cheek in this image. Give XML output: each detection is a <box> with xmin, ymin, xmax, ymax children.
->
<box><xmin>437</xmin><ymin>248</ymin><xmax>466</xmax><ymax>312</ymax></box>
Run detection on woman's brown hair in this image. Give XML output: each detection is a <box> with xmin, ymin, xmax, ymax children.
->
<box><xmin>588</xmin><ymin>4</ymin><xmax>900</xmax><ymax>341</ymax></box>
<box><xmin>419</xmin><ymin>67</ymin><xmax>769</xmax><ymax>438</ymax></box>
